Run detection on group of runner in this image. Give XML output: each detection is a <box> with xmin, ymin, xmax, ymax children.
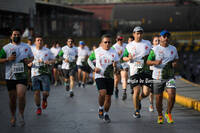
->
<box><xmin>0</xmin><ymin>26</ymin><xmax>178</xmax><ymax>126</ymax></box>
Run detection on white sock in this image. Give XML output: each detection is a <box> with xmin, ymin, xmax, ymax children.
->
<box><xmin>99</xmin><ymin>106</ymin><xmax>104</xmax><ymax>110</ymax></box>
<box><xmin>104</xmin><ymin>112</ymin><xmax>108</xmax><ymax>116</ymax></box>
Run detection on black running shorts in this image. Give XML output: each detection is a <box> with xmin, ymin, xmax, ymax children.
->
<box><xmin>6</xmin><ymin>79</ymin><xmax>27</xmax><ymax>91</ymax></box>
<box><xmin>95</xmin><ymin>78</ymin><xmax>114</xmax><ymax>95</ymax></box>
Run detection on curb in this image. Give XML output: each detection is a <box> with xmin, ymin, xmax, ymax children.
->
<box><xmin>163</xmin><ymin>78</ymin><xmax>200</xmax><ymax>112</ymax></box>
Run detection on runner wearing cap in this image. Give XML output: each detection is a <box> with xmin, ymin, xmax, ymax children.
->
<box><xmin>77</xmin><ymin>41</ymin><xmax>91</xmax><ymax>88</ymax></box>
<box><xmin>123</xmin><ymin>26</ymin><xmax>152</xmax><ymax>118</ymax></box>
<box><xmin>112</xmin><ymin>35</ymin><xmax>128</xmax><ymax>99</ymax></box>
<box><xmin>147</xmin><ymin>30</ymin><xmax>178</xmax><ymax>124</ymax></box>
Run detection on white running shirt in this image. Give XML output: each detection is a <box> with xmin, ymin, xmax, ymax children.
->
<box><xmin>88</xmin><ymin>47</ymin><xmax>120</xmax><ymax>79</ymax></box>
<box><xmin>0</xmin><ymin>42</ymin><xmax>33</xmax><ymax>80</ymax></box>
<box><xmin>31</xmin><ymin>47</ymin><xmax>55</xmax><ymax>77</ymax></box>
<box><xmin>147</xmin><ymin>44</ymin><xmax>179</xmax><ymax>80</ymax></box>
<box><xmin>76</xmin><ymin>46</ymin><xmax>90</xmax><ymax>66</ymax></box>
<box><xmin>124</xmin><ymin>39</ymin><xmax>152</xmax><ymax>76</ymax></box>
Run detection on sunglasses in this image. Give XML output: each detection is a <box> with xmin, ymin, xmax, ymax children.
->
<box><xmin>104</xmin><ymin>41</ymin><xmax>111</xmax><ymax>44</ymax></box>
<box><xmin>117</xmin><ymin>39</ymin><xmax>123</xmax><ymax>41</ymax></box>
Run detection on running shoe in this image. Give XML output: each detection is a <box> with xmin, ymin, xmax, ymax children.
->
<box><xmin>78</xmin><ymin>82</ymin><xmax>81</xmax><ymax>87</ymax></box>
<box><xmin>70</xmin><ymin>91</ymin><xmax>74</xmax><ymax>97</ymax></box>
<box><xmin>115</xmin><ymin>89</ymin><xmax>119</xmax><ymax>98</ymax></box>
<box><xmin>66</xmin><ymin>85</ymin><xmax>70</xmax><ymax>91</ymax></box>
<box><xmin>54</xmin><ymin>81</ymin><xmax>58</xmax><ymax>86</ymax></box>
<box><xmin>10</xmin><ymin>117</ymin><xmax>16</xmax><ymax>127</ymax></box>
<box><xmin>104</xmin><ymin>114</ymin><xmax>111</xmax><ymax>123</ymax></box>
<box><xmin>149</xmin><ymin>104</ymin><xmax>154</xmax><ymax>112</ymax></box>
<box><xmin>36</xmin><ymin>108</ymin><xmax>42</xmax><ymax>115</ymax></box>
<box><xmin>157</xmin><ymin>115</ymin><xmax>164</xmax><ymax>124</ymax></box>
<box><xmin>133</xmin><ymin>111</ymin><xmax>141</xmax><ymax>118</ymax></box>
<box><xmin>82</xmin><ymin>83</ymin><xmax>85</xmax><ymax>88</ymax></box>
<box><xmin>19</xmin><ymin>115</ymin><xmax>25</xmax><ymax>127</ymax></box>
<box><xmin>98</xmin><ymin>109</ymin><xmax>104</xmax><ymax>119</ymax></box>
<box><xmin>165</xmin><ymin>112</ymin><xmax>174</xmax><ymax>124</ymax></box>
<box><xmin>42</xmin><ymin>100</ymin><xmax>47</xmax><ymax>109</ymax></box>
<box><xmin>122</xmin><ymin>92</ymin><xmax>127</xmax><ymax>100</ymax></box>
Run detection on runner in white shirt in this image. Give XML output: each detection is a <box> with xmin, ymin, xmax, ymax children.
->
<box><xmin>77</xmin><ymin>41</ymin><xmax>91</xmax><ymax>88</ymax></box>
<box><xmin>88</xmin><ymin>34</ymin><xmax>120</xmax><ymax>123</ymax></box>
<box><xmin>112</xmin><ymin>35</ymin><xmax>128</xmax><ymax>100</ymax></box>
<box><xmin>123</xmin><ymin>26</ymin><xmax>152</xmax><ymax>118</ymax></box>
<box><xmin>29</xmin><ymin>35</ymin><xmax>55</xmax><ymax>115</ymax></box>
<box><xmin>50</xmin><ymin>41</ymin><xmax>61</xmax><ymax>86</ymax></box>
<box><xmin>58</xmin><ymin>38</ymin><xmax>77</xmax><ymax>97</ymax></box>
<box><xmin>147</xmin><ymin>30</ymin><xmax>178</xmax><ymax>124</ymax></box>
<box><xmin>0</xmin><ymin>29</ymin><xmax>34</xmax><ymax>127</ymax></box>
<box><xmin>148</xmin><ymin>35</ymin><xmax>160</xmax><ymax>112</ymax></box>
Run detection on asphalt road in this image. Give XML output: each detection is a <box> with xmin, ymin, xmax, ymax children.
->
<box><xmin>0</xmin><ymin>83</ymin><xmax>200</xmax><ymax>133</ymax></box>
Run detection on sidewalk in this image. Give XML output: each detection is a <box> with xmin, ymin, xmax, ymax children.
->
<box><xmin>163</xmin><ymin>78</ymin><xmax>200</xmax><ymax>112</ymax></box>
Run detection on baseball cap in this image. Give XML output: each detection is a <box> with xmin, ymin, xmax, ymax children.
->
<box><xmin>117</xmin><ymin>36</ymin><xmax>124</xmax><ymax>40</ymax></box>
<box><xmin>28</xmin><ymin>36</ymin><xmax>33</xmax><ymax>41</ymax></box>
<box><xmin>79</xmin><ymin>41</ymin><xmax>85</xmax><ymax>45</ymax></box>
<box><xmin>133</xmin><ymin>26</ymin><xmax>144</xmax><ymax>32</ymax></box>
<box><xmin>160</xmin><ymin>30</ymin><xmax>171</xmax><ymax>36</ymax></box>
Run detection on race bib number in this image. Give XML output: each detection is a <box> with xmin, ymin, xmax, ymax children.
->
<box><xmin>12</xmin><ymin>63</ymin><xmax>24</xmax><ymax>73</ymax></box>
<box><xmin>166</xmin><ymin>79</ymin><xmax>176</xmax><ymax>88</ymax></box>
<box><xmin>134</xmin><ymin>60</ymin><xmax>144</xmax><ymax>68</ymax></box>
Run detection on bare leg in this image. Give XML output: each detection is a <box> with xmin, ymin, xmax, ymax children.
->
<box><xmin>121</xmin><ymin>70</ymin><xmax>128</xmax><ymax>90</ymax></box>
<box><xmin>104</xmin><ymin>95</ymin><xmax>111</xmax><ymax>112</ymax></box>
<box><xmin>69</xmin><ymin>76</ymin><xmax>75</xmax><ymax>91</ymax></box>
<box><xmin>42</xmin><ymin>91</ymin><xmax>49</xmax><ymax>101</ymax></box>
<box><xmin>133</xmin><ymin>85</ymin><xmax>141</xmax><ymax>111</ymax></box>
<box><xmin>82</xmin><ymin>71</ymin><xmax>86</xmax><ymax>84</ymax></box>
<box><xmin>16</xmin><ymin>84</ymin><xmax>26</xmax><ymax>116</ymax></box>
<box><xmin>99</xmin><ymin>89</ymin><xmax>106</xmax><ymax>107</ymax></box>
<box><xmin>149</xmin><ymin>92</ymin><xmax>154</xmax><ymax>105</ymax></box>
<box><xmin>156</xmin><ymin>93</ymin><xmax>163</xmax><ymax>116</ymax></box>
<box><xmin>139</xmin><ymin>85</ymin><xmax>150</xmax><ymax>100</ymax></box>
<box><xmin>166</xmin><ymin>89</ymin><xmax>176</xmax><ymax>114</ymax></box>
<box><xmin>78</xmin><ymin>69</ymin><xmax>82</xmax><ymax>84</ymax></box>
<box><xmin>53</xmin><ymin>68</ymin><xmax>58</xmax><ymax>84</ymax></box>
<box><xmin>34</xmin><ymin>90</ymin><xmax>41</xmax><ymax>107</ymax></box>
<box><xmin>8</xmin><ymin>90</ymin><xmax>17</xmax><ymax>124</ymax></box>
